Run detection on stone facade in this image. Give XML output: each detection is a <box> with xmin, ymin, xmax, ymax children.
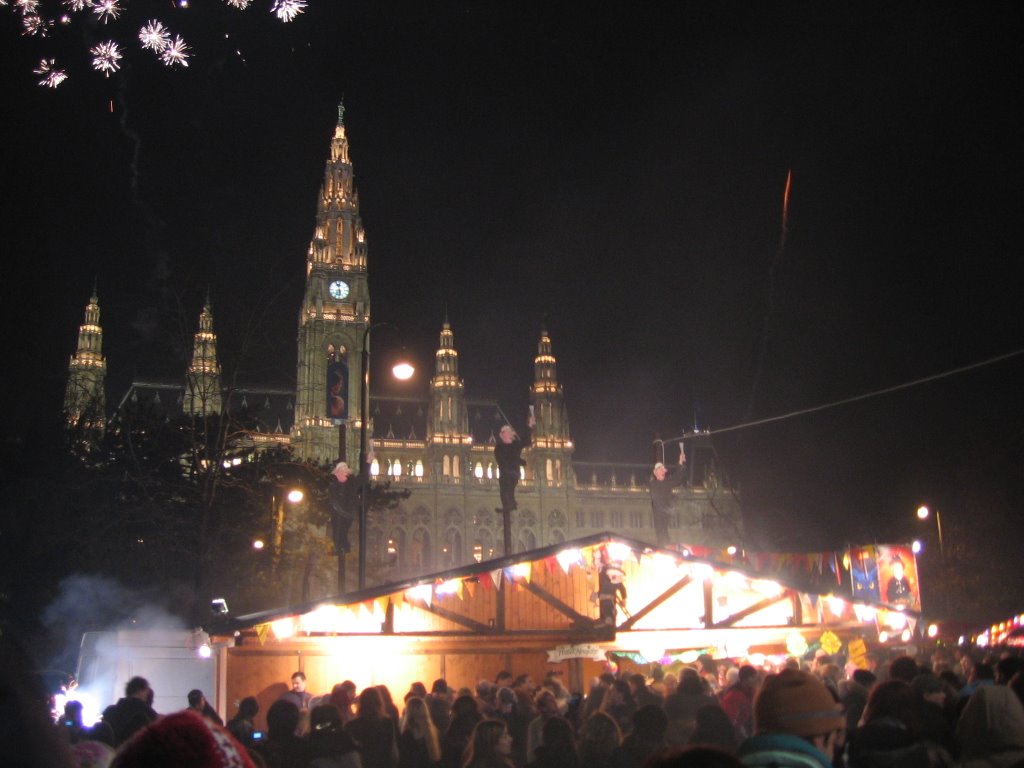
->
<box><xmin>68</xmin><ymin>105</ymin><xmax>743</xmax><ymax>579</ymax></box>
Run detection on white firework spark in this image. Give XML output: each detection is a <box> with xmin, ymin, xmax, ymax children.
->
<box><xmin>34</xmin><ymin>58</ymin><xmax>68</xmax><ymax>88</ymax></box>
<box><xmin>15</xmin><ymin>0</ymin><xmax>41</xmax><ymax>14</ymax></box>
<box><xmin>90</xmin><ymin>40</ymin><xmax>122</xmax><ymax>75</ymax></box>
<box><xmin>159</xmin><ymin>35</ymin><xmax>190</xmax><ymax>67</ymax></box>
<box><xmin>62</xmin><ymin>0</ymin><xmax>91</xmax><ymax>11</ymax></box>
<box><xmin>91</xmin><ymin>0</ymin><xmax>122</xmax><ymax>24</ymax></box>
<box><xmin>271</xmin><ymin>0</ymin><xmax>306</xmax><ymax>23</ymax></box>
<box><xmin>224</xmin><ymin>0</ymin><xmax>253</xmax><ymax>8</ymax></box>
<box><xmin>139</xmin><ymin>20</ymin><xmax>171</xmax><ymax>52</ymax></box>
<box><xmin>22</xmin><ymin>13</ymin><xmax>52</xmax><ymax>36</ymax></box>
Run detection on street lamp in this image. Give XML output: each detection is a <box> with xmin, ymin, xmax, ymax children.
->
<box><xmin>358</xmin><ymin>323</ymin><xmax>414</xmax><ymax>590</ymax></box>
<box><xmin>916</xmin><ymin>505</ymin><xmax>945</xmax><ymax>561</ymax></box>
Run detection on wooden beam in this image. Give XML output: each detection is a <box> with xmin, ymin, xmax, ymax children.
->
<box><xmin>496</xmin><ymin>575</ymin><xmax>506</xmax><ymax>632</ymax></box>
<box><xmin>711</xmin><ymin>593</ymin><xmax>787</xmax><ymax>628</ymax></box>
<box><xmin>522</xmin><ymin>580</ymin><xmax>593</xmax><ymax>624</ymax></box>
<box><xmin>620</xmin><ymin>575</ymin><xmax>694</xmax><ymax>631</ymax></box>
<box><xmin>407</xmin><ymin>599</ymin><xmax>494</xmax><ymax>634</ymax></box>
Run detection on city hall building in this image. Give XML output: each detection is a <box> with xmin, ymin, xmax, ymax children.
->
<box><xmin>64</xmin><ymin>106</ymin><xmax>743</xmax><ymax>582</ymax></box>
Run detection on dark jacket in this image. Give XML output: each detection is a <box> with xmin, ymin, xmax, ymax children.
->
<box><xmin>608</xmin><ymin>733</ymin><xmax>666</xmax><ymax>768</ymax></box>
<box><xmin>494</xmin><ymin>436</ymin><xmax>529</xmax><ymax>474</ymax></box>
<box><xmin>346</xmin><ymin>715</ymin><xmax>399</xmax><ymax>768</ymax></box>
<box><xmin>103</xmin><ymin>696</ymin><xmax>157</xmax><ymax>746</ymax></box>
<box><xmin>398</xmin><ymin>730</ymin><xmax>438</xmax><ymax>768</ymax></box>
<box><xmin>648</xmin><ymin>470</ymin><xmax>685</xmax><ymax>513</ymax></box>
<box><xmin>329</xmin><ymin>473</ymin><xmax>365</xmax><ymax>519</ymax></box>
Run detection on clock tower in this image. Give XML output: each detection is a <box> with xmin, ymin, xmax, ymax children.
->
<box><xmin>292</xmin><ymin>103</ymin><xmax>371</xmax><ymax>462</ymax></box>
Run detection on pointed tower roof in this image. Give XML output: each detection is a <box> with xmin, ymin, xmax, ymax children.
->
<box><xmin>65</xmin><ymin>288</ymin><xmax>107</xmax><ymax>431</ymax></box>
<box><xmin>186</xmin><ymin>296</ymin><xmax>222</xmax><ymax>415</ymax></box>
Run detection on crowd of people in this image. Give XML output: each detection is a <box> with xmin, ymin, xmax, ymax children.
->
<box><xmin>28</xmin><ymin>645</ymin><xmax>1024</xmax><ymax>768</ymax></box>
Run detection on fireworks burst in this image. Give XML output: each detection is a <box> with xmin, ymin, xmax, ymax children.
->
<box><xmin>92</xmin><ymin>0</ymin><xmax>123</xmax><ymax>24</ymax></box>
<box><xmin>34</xmin><ymin>57</ymin><xmax>68</xmax><ymax>88</ymax></box>
<box><xmin>7</xmin><ymin>0</ymin><xmax>315</xmax><ymax>85</ymax></box>
<box><xmin>139</xmin><ymin>20</ymin><xmax>171</xmax><ymax>52</ymax></box>
<box><xmin>22</xmin><ymin>12</ymin><xmax>51</xmax><ymax>35</ymax></box>
<box><xmin>90</xmin><ymin>40</ymin><xmax>122</xmax><ymax>75</ymax></box>
<box><xmin>159</xmin><ymin>35</ymin><xmax>190</xmax><ymax>67</ymax></box>
<box><xmin>271</xmin><ymin>0</ymin><xmax>306</xmax><ymax>23</ymax></box>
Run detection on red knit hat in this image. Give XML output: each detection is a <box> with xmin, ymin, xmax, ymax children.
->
<box><xmin>754</xmin><ymin>669</ymin><xmax>844</xmax><ymax>737</ymax></box>
<box><xmin>111</xmin><ymin>710</ymin><xmax>256</xmax><ymax>768</ymax></box>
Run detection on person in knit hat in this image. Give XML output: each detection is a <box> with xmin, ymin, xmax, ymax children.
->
<box><xmin>735</xmin><ymin>669</ymin><xmax>844</xmax><ymax>768</ymax></box>
<box><xmin>110</xmin><ymin>709</ymin><xmax>256</xmax><ymax>768</ymax></box>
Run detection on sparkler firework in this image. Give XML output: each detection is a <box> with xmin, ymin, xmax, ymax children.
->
<box><xmin>138</xmin><ymin>20</ymin><xmax>170</xmax><ymax>52</ymax></box>
<box><xmin>34</xmin><ymin>57</ymin><xmax>68</xmax><ymax>87</ymax></box>
<box><xmin>5</xmin><ymin>0</ymin><xmax>315</xmax><ymax>87</ymax></box>
<box><xmin>159</xmin><ymin>35</ymin><xmax>189</xmax><ymax>67</ymax></box>
<box><xmin>91</xmin><ymin>0</ymin><xmax>122</xmax><ymax>24</ymax></box>
<box><xmin>272</xmin><ymin>0</ymin><xmax>305</xmax><ymax>23</ymax></box>
<box><xmin>90</xmin><ymin>40</ymin><xmax>122</xmax><ymax>76</ymax></box>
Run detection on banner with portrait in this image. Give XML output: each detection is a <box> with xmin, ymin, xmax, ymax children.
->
<box><xmin>876</xmin><ymin>544</ymin><xmax>920</xmax><ymax>610</ymax></box>
<box><xmin>327</xmin><ymin>359</ymin><xmax>348</xmax><ymax>422</ymax></box>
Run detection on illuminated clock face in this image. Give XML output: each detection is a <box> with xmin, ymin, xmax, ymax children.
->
<box><xmin>328</xmin><ymin>280</ymin><xmax>350</xmax><ymax>300</ymax></box>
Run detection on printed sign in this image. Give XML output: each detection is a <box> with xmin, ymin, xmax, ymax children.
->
<box><xmin>546</xmin><ymin>644</ymin><xmax>606</xmax><ymax>662</ymax></box>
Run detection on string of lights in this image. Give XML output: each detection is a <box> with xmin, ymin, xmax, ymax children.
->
<box><xmin>662</xmin><ymin>347</ymin><xmax>1024</xmax><ymax>444</ymax></box>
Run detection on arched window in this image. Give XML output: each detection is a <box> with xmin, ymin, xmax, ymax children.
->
<box><xmin>443</xmin><ymin>455</ymin><xmax>451</xmax><ymax>476</ymax></box>
<box><xmin>474</xmin><ymin>462</ymin><xmax>484</xmax><ymax>479</ymax></box>
<box><xmin>474</xmin><ymin>529</ymin><xmax>495</xmax><ymax>562</ymax></box>
<box><xmin>387</xmin><ymin>529</ymin><xmax>406</xmax><ymax>568</ymax></box>
<box><xmin>411</xmin><ymin>528</ymin><xmax>430</xmax><ymax>570</ymax></box>
<box><xmin>452</xmin><ymin>457</ymin><xmax>460</xmax><ymax>479</ymax></box>
<box><xmin>415</xmin><ymin>460</ymin><xmax>424</xmax><ymax>478</ymax></box>
<box><xmin>518</xmin><ymin>529</ymin><xmax>537</xmax><ymax>552</ymax></box>
<box><xmin>444</xmin><ymin>528</ymin><xmax>463</xmax><ymax>567</ymax></box>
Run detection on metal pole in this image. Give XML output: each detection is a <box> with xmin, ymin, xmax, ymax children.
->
<box><xmin>337</xmin><ymin>423</ymin><xmax>346</xmax><ymax>594</ymax></box>
<box><xmin>502</xmin><ymin>508</ymin><xmax>512</xmax><ymax>556</ymax></box>
<box><xmin>358</xmin><ymin>325</ymin><xmax>371</xmax><ymax>591</ymax></box>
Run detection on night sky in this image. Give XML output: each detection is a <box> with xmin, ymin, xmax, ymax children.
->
<box><xmin>2</xmin><ymin>2</ymin><xmax>1022</xmax><ymax>556</ymax></box>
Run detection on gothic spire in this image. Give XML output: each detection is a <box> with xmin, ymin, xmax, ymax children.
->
<box><xmin>65</xmin><ymin>290</ymin><xmax>107</xmax><ymax>431</ymax></box>
<box><xmin>428</xmin><ymin>316</ymin><xmax>468</xmax><ymax>442</ymax></box>
<box><xmin>531</xmin><ymin>325</ymin><xmax>572</xmax><ymax>449</ymax></box>
<box><xmin>186</xmin><ymin>296</ymin><xmax>222</xmax><ymax>416</ymax></box>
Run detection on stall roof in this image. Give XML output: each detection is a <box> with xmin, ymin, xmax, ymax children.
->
<box><xmin>210</xmin><ymin>532</ymin><xmax>922</xmax><ymax>635</ymax></box>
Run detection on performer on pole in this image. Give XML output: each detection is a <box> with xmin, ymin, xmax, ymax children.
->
<box><xmin>649</xmin><ymin>446</ymin><xmax>686</xmax><ymax>547</ymax></box>
<box><xmin>328</xmin><ymin>458</ymin><xmax>370</xmax><ymax>554</ymax></box>
<box><xmin>494</xmin><ymin>413</ymin><xmax>535</xmax><ymax>515</ymax></box>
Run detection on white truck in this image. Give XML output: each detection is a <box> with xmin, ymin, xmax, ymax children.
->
<box><xmin>72</xmin><ymin>629</ymin><xmax>226</xmax><ymax>724</ymax></box>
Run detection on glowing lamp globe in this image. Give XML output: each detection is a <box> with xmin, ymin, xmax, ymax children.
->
<box><xmin>392</xmin><ymin>362</ymin><xmax>415</xmax><ymax>380</ymax></box>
